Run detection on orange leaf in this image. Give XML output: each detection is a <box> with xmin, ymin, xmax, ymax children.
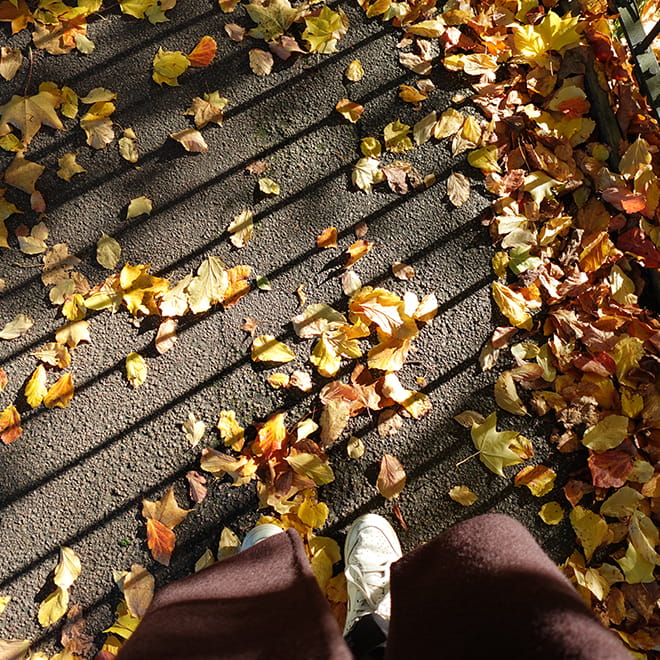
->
<box><xmin>43</xmin><ymin>373</ymin><xmax>74</xmax><ymax>409</ymax></box>
<box><xmin>252</xmin><ymin>412</ymin><xmax>288</xmax><ymax>458</ymax></box>
<box><xmin>188</xmin><ymin>36</ymin><xmax>217</xmax><ymax>67</ymax></box>
<box><xmin>601</xmin><ymin>187</ymin><xmax>646</xmax><ymax>214</ymax></box>
<box><xmin>0</xmin><ymin>0</ymin><xmax>33</xmax><ymax>34</ymax></box>
<box><xmin>0</xmin><ymin>405</ymin><xmax>21</xmax><ymax>444</ymax></box>
<box><xmin>316</xmin><ymin>227</ymin><xmax>338</xmax><ymax>248</ymax></box>
<box><xmin>146</xmin><ymin>519</ymin><xmax>176</xmax><ymax>566</ymax></box>
<box><xmin>344</xmin><ymin>240</ymin><xmax>374</xmax><ymax>268</ymax></box>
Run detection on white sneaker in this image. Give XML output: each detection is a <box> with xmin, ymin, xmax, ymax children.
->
<box><xmin>343</xmin><ymin>514</ymin><xmax>402</xmax><ymax>635</ymax></box>
<box><xmin>241</xmin><ymin>523</ymin><xmax>284</xmax><ymax>550</ymax></box>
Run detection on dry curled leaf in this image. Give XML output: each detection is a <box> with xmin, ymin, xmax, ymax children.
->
<box><xmin>377</xmin><ymin>454</ymin><xmax>406</xmax><ymax>499</ymax></box>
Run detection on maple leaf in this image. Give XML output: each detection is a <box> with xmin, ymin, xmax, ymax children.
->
<box><xmin>470</xmin><ymin>411</ymin><xmax>522</xmax><ymax>477</ymax></box>
<box><xmin>0</xmin><ymin>91</ymin><xmax>63</xmax><ymax>147</ymax></box>
<box><xmin>186</xmin><ymin>256</ymin><xmax>228</xmax><ymax>313</ymax></box>
<box><xmin>246</xmin><ymin>0</ymin><xmax>299</xmax><ymax>41</ymax></box>
<box><xmin>0</xmin><ymin>405</ymin><xmax>21</xmax><ymax>444</ymax></box>
<box><xmin>142</xmin><ymin>486</ymin><xmax>191</xmax><ymax>565</ymax></box>
<box><xmin>303</xmin><ymin>6</ymin><xmax>347</xmax><ymax>54</ymax></box>
<box><xmin>185</xmin><ymin>91</ymin><xmax>228</xmax><ymax>129</ymax></box>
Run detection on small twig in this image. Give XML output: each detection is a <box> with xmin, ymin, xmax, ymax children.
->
<box><xmin>12</xmin><ymin>262</ymin><xmax>42</xmax><ymax>268</ymax></box>
<box><xmin>455</xmin><ymin>450</ymin><xmax>480</xmax><ymax>467</ymax></box>
<box><xmin>23</xmin><ymin>47</ymin><xmax>34</xmax><ymax>97</ymax></box>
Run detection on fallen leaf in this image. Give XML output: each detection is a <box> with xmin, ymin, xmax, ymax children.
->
<box><xmin>514</xmin><ymin>465</ymin><xmax>556</xmax><ymax>496</ymax></box>
<box><xmin>43</xmin><ymin>373</ymin><xmax>74</xmax><ymax>409</ymax></box>
<box><xmin>125</xmin><ymin>352</ymin><xmax>146</xmax><ymax>389</ymax></box>
<box><xmin>317</xmin><ymin>227</ymin><xmax>338</xmax><ymax>248</ymax></box>
<box><xmin>494</xmin><ymin>370</ymin><xmax>527</xmax><ymax>416</ymax></box>
<box><xmin>384</xmin><ymin>119</ymin><xmax>413</xmax><ymax>153</ymax></box>
<box><xmin>0</xmin><ymin>405</ymin><xmax>21</xmax><ymax>444</ymax></box>
<box><xmin>218</xmin><ymin>527</ymin><xmax>241</xmax><ymax>559</ymax></box>
<box><xmin>227</xmin><ymin>209</ymin><xmax>254</xmax><ymax>248</ymax></box>
<box><xmin>57</xmin><ymin>153</ymin><xmax>86</xmax><ymax>181</ymax></box>
<box><xmin>377</xmin><ymin>454</ymin><xmax>406</xmax><ymax>499</ymax></box>
<box><xmin>38</xmin><ymin>587</ymin><xmax>69</xmax><ymax>627</ymax></box>
<box><xmin>0</xmin><ymin>313</ymin><xmax>33</xmax><ymax>340</ymax></box>
<box><xmin>0</xmin><ymin>91</ymin><xmax>63</xmax><ymax>146</ymax></box>
<box><xmin>25</xmin><ymin>364</ymin><xmax>47</xmax><ymax>408</ymax></box>
<box><xmin>0</xmin><ymin>46</ymin><xmax>22</xmax><ymax>81</ymax></box>
<box><xmin>471</xmin><ymin>411</ymin><xmax>522</xmax><ymax>477</ymax></box>
<box><xmin>539</xmin><ymin>501</ymin><xmax>564</xmax><ymax>525</ymax></box>
<box><xmin>249</xmin><ymin>48</ymin><xmax>274</xmax><ymax>76</ymax></box>
<box><xmin>391</xmin><ymin>262</ymin><xmax>414</xmax><ymax>280</ymax></box>
<box><xmin>251</xmin><ymin>335</ymin><xmax>295</xmax><ymax>363</ymax></box>
<box><xmin>570</xmin><ymin>505</ymin><xmax>608</xmax><ymax>562</ymax></box>
<box><xmin>449</xmin><ymin>485</ymin><xmax>477</xmax><ymax>506</ymax></box>
<box><xmin>55</xmin><ymin>320</ymin><xmax>90</xmax><ymax>348</ymax></box>
<box><xmin>188</xmin><ymin>35</ymin><xmax>217</xmax><ymax>67</ymax></box>
<box><xmin>182</xmin><ymin>412</ymin><xmax>206</xmax><ymax>448</ymax></box>
<box><xmin>344</xmin><ymin>240</ymin><xmax>374</xmax><ymax>268</ymax></box>
<box><xmin>345</xmin><ymin>59</ymin><xmax>364</xmax><ymax>81</ymax></box>
<box><xmin>303</xmin><ymin>5</ymin><xmax>347</xmax><ymax>54</ymax></box>
<box><xmin>320</xmin><ymin>399</ymin><xmax>351</xmax><ymax>445</ymax></box>
<box><xmin>142</xmin><ymin>486</ymin><xmax>191</xmax><ymax>565</ymax></box>
<box><xmin>119</xmin><ymin>127</ymin><xmax>139</xmax><ymax>163</ymax></box>
<box><xmin>240</xmin><ymin>317</ymin><xmax>258</xmax><ymax>336</ymax></box>
<box><xmin>447</xmin><ymin>171</ymin><xmax>470</xmax><ymax>207</ymax></box>
<box><xmin>582</xmin><ymin>415</ymin><xmax>628</xmax><ymax>452</ymax></box>
<box><xmin>186</xmin><ymin>471</ymin><xmax>208</xmax><ymax>503</ymax></box>
<box><xmin>347</xmin><ymin>435</ymin><xmax>365</xmax><ymax>458</ymax></box>
<box><xmin>126</xmin><ymin>196</ymin><xmax>152</xmax><ymax>219</ymax></box>
<box><xmin>187</xmin><ymin>256</ymin><xmax>228</xmax><ymax>313</ymax></box>
<box><xmin>286</xmin><ymin>453</ymin><xmax>334</xmax><ymax>485</ymax></box>
<box><xmin>155</xmin><ymin>318</ymin><xmax>177</xmax><ymax>355</ymax></box>
<box><xmin>170</xmin><ymin>128</ymin><xmax>208</xmax><ymax>153</ymax></box>
<box><xmin>258</xmin><ymin>177</ymin><xmax>280</xmax><ymax>195</ymax></box>
<box><xmin>120</xmin><ymin>565</ymin><xmax>154</xmax><ymax>619</ymax></box>
<box><xmin>225</xmin><ymin>23</ymin><xmax>245</xmax><ymax>40</ymax></box>
<box><xmin>335</xmin><ymin>99</ymin><xmax>364</xmax><ymax>123</ymax></box>
<box><xmin>54</xmin><ymin>547</ymin><xmax>82</xmax><ymax>591</ymax></box>
<box><xmin>97</xmin><ymin>233</ymin><xmax>121</xmax><ymax>269</ymax></box>
<box><xmin>216</xmin><ymin>410</ymin><xmax>245</xmax><ymax>451</ymax></box>
<box><xmin>152</xmin><ymin>47</ymin><xmax>190</xmax><ymax>86</ymax></box>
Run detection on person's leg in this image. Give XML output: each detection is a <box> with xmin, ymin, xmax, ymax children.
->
<box><xmin>117</xmin><ymin>528</ymin><xmax>352</xmax><ymax>660</ymax></box>
<box><xmin>385</xmin><ymin>513</ymin><xmax>630</xmax><ymax>660</ymax></box>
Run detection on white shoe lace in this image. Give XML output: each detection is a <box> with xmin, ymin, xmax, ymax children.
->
<box><xmin>345</xmin><ymin>558</ymin><xmax>392</xmax><ymax>623</ymax></box>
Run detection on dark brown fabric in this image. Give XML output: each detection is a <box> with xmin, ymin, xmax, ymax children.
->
<box><xmin>117</xmin><ymin>529</ymin><xmax>352</xmax><ymax>660</ymax></box>
<box><xmin>386</xmin><ymin>513</ymin><xmax>629</xmax><ymax>660</ymax></box>
<box><xmin>118</xmin><ymin>514</ymin><xmax>630</xmax><ymax>660</ymax></box>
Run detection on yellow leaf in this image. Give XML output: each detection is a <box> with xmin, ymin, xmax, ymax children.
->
<box><xmin>539</xmin><ymin>501</ymin><xmax>564</xmax><ymax>525</ymax></box>
<box><xmin>629</xmin><ymin>510</ymin><xmax>660</xmax><ymax>565</ymax></box>
<box><xmin>80</xmin><ymin>117</ymin><xmax>114</xmax><ymax>149</ymax></box>
<box><xmin>0</xmin><ymin>595</ymin><xmax>10</xmax><ymax>616</ymax></box>
<box><xmin>258</xmin><ymin>177</ymin><xmax>280</xmax><ymax>195</ymax></box>
<box><xmin>25</xmin><ymin>364</ymin><xmax>47</xmax><ymax>408</ymax></box>
<box><xmin>514</xmin><ymin>465</ymin><xmax>556</xmax><ymax>496</ymax></box>
<box><xmin>449</xmin><ymin>485</ymin><xmax>477</xmax><ymax>506</ymax></box>
<box><xmin>0</xmin><ymin>91</ymin><xmax>63</xmax><ymax>147</ymax></box>
<box><xmin>616</xmin><ymin>542</ymin><xmax>655</xmax><ymax>584</ymax></box>
<box><xmin>97</xmin><ymin>233</ymin><xmax>121</xmax><ymax>269</ymax></box>
<box><xmin>56</xmin><ymin>153</ymin><xmax>85</xmax><ymax>181</ymax></box>
<box><xmin>345</xmin><ymin>59</ymin><xmax>364</xmax><ymax>81</ymax></box>
<box><xmin>344</xmin><ymin>239</ymin><xmax>374</xmax><ymax>267</ymax></box>
<box><xmin>187</xmin><ymin>256</ymin><xmax>228</xmax><ymax>314</ymax></box>
<box><xmin>407</xmin><ymin>18</ymin><xmax>445</xmax><ymax>37</ymax></box>
<box><xmin>582</xmin><ymin>415</ymin><xmax>628</xmax><ymax>452</ymax></box>
<box><xmin>38</xmin><ymin>587</ymin><xmax>69</xmax><ymax>627</ymax></box>
<box><xmin>579</xmin><ymin>231</ymin><xmax>616</xmax><ymax>272</ymax></box>
<box><xmin>569</xmin><ymin>505</ymin><xmax>607</xmax><ymax>562</ymax></box>
<box><xmin>384</xmin><ymin>119</ymin><xmax>413</xmax><ymax>153</ymax></box>
<box><xmin>126</xmin><ymin>196</ymin><xmax>152</xmax><ymax>219</ymax></box>
<box><xmin>303</xmin><ymin>5</ymin><xmax>346</xmax><ymax>54</ymax></box>
<box><xmin>360</xmin><ymin>137</ymin><xmax>381</xmax><ymax>157</ymax></box>
<box><xmin>381</xmin><ymin>372</ymin><xmax>431</xmax><ymax>418</ymax></box>
<box><xmin>43</xmin><ymin>373</ymin><xmax>74</xmax><ymax>409</ymax></box>
<box><xmin>125</xmin><ymin>352</ymin><xmax>146</xmax><ymax>388</ymax></box>
<box><xmin>352</xmin><ymin>157</ymin><xmax>383</xmax><ymax>192</ymax></box>
<box><xmin>600</xmin><ymin>486</ymin><xmax>643</xmax><ymax>518</ymax></box>
<box><xmin>310</xmin><ymin>334</ymin><xmax>341</xmax><ymax>377</ymax></box>
<box><xmin>335</xmin><ymin>98</ymin><xmax>364</xmax><ymax>123</ymax></box>
<box><xmin>494</xmin><ymin>370</ymin><xmax>527</xmax><ymax>416</ymax></box>
<box><xmin>227</xmin><ymin>209</ymin><xmax>253</xmax><ymax>248</ymax></box>
<box><xmin>467</xmin><ymin>145</ymin><xmax>501</xmax><ymax>173</ymax></box>
<box><xmin>246</xmin><ymin>0</ymin><xmax>299</xmax><ymax>40</ymax></box>
<box><xmin>119</xmin><ymin>127</ymin><xmax>139</xmax><ymax>162</ymax></box>
<box><xmin>55</xmin><ymin>320</ymin><xmax>90</xmax><ymax>348</ymax></box>
<box><xmin>217</xmin><ymin>410</ymin><xmax>245</xmax><ymax>451</ymax></box>
<box><xmin>218</xmin><ymin>527</ymin><xmax>241</xmax><ymax>559</ymax></box>
<box><xmin>251</xmin><ymin>335</ymin><xmax>295</xmax><ymax>363</ymax></box>
<box><xmin>492</xmin><ymin>282</ymin><xmax>532</xmax><ymax>329</ymax></box>
<box><xmin>152</xmin><ymin>47</ymin><xmax>190</xmax><ymax>86</ymax></box>
<box><xmin>286</xmin><ymin>453</ymin><xmax>335</xmax><ymax>485</ymax></box>
<box><xmin>201</xmin><ymin>448</ymin><xmax>258</xmax><ymax>486</ymax></box>
<box><xmin>62</xmin><ymin>293</ymin><xmax>86</xmax><ymax>321</ymax></box>
<box><xmin>471</xmin><ymin>411</ymin><xmax>522</xmax><ymax>477</ymax></box>
<box><xmin>398</xmin><ymin>85</ymin><xmax>427</xmax><ymax>104</ymax></box>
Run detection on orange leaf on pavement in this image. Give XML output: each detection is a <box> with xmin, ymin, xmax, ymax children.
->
<box><xmin>0</xmin><ymin>404</ymin><xmax>21</xmax><ymax>444</ymax></box>
<box><xmin>188</xmin><ymin>36</ymin><xmax>217</xmax><ymax>67</ymax></box>
<box><xmin>145</xmin><ymin>519</ymin><xmax>176</xmax><ymax>566</ymax></box>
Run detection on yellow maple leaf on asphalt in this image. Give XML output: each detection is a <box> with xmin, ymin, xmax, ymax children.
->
<box><xmin>471</xmin><ymin>411</ymin><xmax>522</xmax><ymax>477</ymax></box>
<box><xmin>0</xmin><ymin>90</ymin><xmax>63</xmax><ymax>146</ymax></box>
<box><xmin>303</xmin><ymin>5</ymin><xmax>347</xmax><ymax>54</ymax></box>
<box><xmin>246</xmin><ymin>0</ymin><xmax>299</xmax><ymax>41</ymax></box>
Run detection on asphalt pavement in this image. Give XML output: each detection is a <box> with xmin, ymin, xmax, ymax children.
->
<box><xmin>0</xmin><ymin>0</ymin><xmax>576</xmax><ymax>652</ymax></box>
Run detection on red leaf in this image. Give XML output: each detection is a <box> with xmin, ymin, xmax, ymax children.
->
<box><xmin>588</xmin><ymin>450</ymin><xmax>633</xmax><ymax>488</ymax></box>
<box><xmin>146</xmin><ymin>519</ymin><xmax>176</xmax><ymax>566</ymax></box>
<box><xmin>586</xmin><ymin>30</ymin><xmax>613</xmax><ymax>63</ymax></box>
<box><xmin>601</xmin><ymin>187</ymin><xmax>646</xmax><ymax>214</ymax></box>
<box><xmin>617</xmin><ymin>228</ymin><xmax>660</xmax><ymax>268</ymax></box>
<box><xmin>188</xmin><ymin>36</ymin><xmax>217</xmax><ymax>67</ymax></box>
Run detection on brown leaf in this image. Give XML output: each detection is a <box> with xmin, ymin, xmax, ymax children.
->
<box><xmin>377</xmin><ymin>409</ymin><xmax>403</xmax><ymax>437</ymax></box>
<box><xmin>377</xmin><ymin>454</ymin><xmax>406</xmax><ymax>499</ymax></box>
<box><xmin>320</xmin><ymin>399</ymin><xmax>352</xmax><ymax>446</ymax></box>
<box><xmin>122</xmin><ymin>564</ymin><xmax>155</xmax><ymax>619</ymax></box>
<box><xmin>392</xmin><ymin>500</ymin><xmax>408</xmax><ymax>529</ymax></box>
<box><xmin>316</xmin><ymin>227</ymin><xmax>338</xmax><ymax>248</ymax></box>
<box><xmin>142</xmin><ymin>486</ymin><xmax>191</xmax><ymax>530</ymax></box>
<box><xmin>447</xmin><ymin>171</ymin><xmax>470</xmax><ymax>207</ymax></box>
<box><xmin>186</xmin><ymin>470</ymin><xmax>208</xmax><ymax>503</ymax></box>
<box><xmin>60</xmin><ymin>604</ymin><xmax>93</xmax><ymax>656</ymax></box>
<box><xmin>240</xmin><ymin>317</ymin><xmax>258</xmax><ymax>336</ymax></box>
<box><xmin>249</xmin><ymin>48</ymin><xmax>273</xmax><ymax>76</ymax></box>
